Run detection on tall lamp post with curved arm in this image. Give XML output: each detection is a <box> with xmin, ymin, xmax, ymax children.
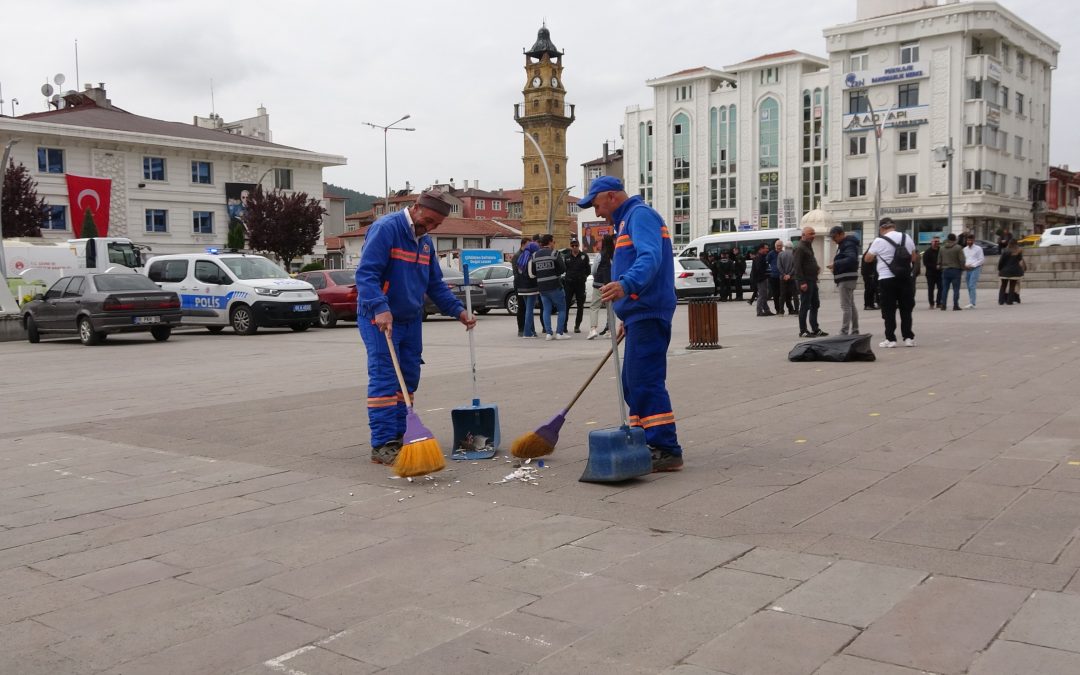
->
<box><xmin>518</xmin><ymin>131</ymin><xmax>554</xmax><ymax>236</ymax></box>
<box><xmin>363</xmin><ymin>115</ymin><xmax>415</xmax><ymax>214</ymax></box>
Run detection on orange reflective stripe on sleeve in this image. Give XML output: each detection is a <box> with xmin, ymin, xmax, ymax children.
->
<box><xmin>615</xmin><ymin>235</ymin><xmax>634</xmax><ymax>249</ymax></box>
<box><xmin>660</xmin><ymin>225</ymin><xmax>671</xmax><ymax>239</ymax></box>
<box><xmin>389</xmin><ymin>248</ymin><xmax>419</xmax><ymax>263</ymax></box>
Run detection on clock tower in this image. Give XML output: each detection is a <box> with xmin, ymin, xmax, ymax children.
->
<box><xmin>515</xmin><ymin>24</ymin><xmax>575</xmax><ymax>243</ymax></box>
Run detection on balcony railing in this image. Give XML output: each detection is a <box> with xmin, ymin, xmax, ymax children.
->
<box><xmin>514</xmin><ymin>101</ymin><xmax>576</xmax><ymax>122</ymax></box>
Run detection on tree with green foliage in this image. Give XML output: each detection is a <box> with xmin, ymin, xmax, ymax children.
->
<box><xmin>226</xmin><ymin>217</ymin><xmax>247</xmax><ymax>251</ymax></box>
<box><xmin>299</xmin><ymin>261</ymin><xmax>325</xmax><ymax>273</ymax></box>
<box><xmin>80</xmin><ymin>208</ymin><xmax>100</xmax><ymax>238</ymax></box>
<box><xmin>245</xmin><ymin>187</ymin><xmax>326</xmax><ymax>270</ymax></box>
<box><xmin>2</xmin><ymin>160</ymin><xmax>46</xmax><ymax>238</ymax></box>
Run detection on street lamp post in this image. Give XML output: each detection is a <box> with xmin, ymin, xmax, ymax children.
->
<box><xmin>519</xmin><ymin>131</ymin><xmax>554</xmax><ymax>236</ymax></box>
<box><xmin>865</xmin><ymin>96</ymin><xmax>884</xmax><ymax>230</ymax></box>
<box><xmin>933</xmin><ymin>139</ymin><xmax>955</xmax><ymax>236</ymax></box>
<box><xmin>1</xmin><ymin>139</ymin><xmax>23</xmax><ymax>313</ymax></box>
<box><xmin>363</xmin><ymin>115</ymin><xmax>415</xmax><ymax>214</ymax></box>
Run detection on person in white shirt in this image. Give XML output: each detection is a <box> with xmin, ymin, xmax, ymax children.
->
<box><xmin>962</xmin><ymin>236</ymin><xmax>986</xmax><ymax>308</ymax></box>
<box><xmin>864</xmin><ymin>218</ymin><xmax>919</xmax><ymax>348</ymax></box>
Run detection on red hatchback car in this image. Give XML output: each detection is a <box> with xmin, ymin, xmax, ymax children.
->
<box><xmin>295</xmin><ymin>269</ymin><xmax>357</xmax><ymax>328</ymax></box>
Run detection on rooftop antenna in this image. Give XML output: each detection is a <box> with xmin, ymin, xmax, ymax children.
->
<box><xmin>41</xmin><ymin>82</ymin><xmax>54</xmax><ymax>109</ymax></box>
<box><xmin>74</xmin><ymin>39</ymin><xmax>80</xmax><ymax>91</ymax></box>
<box><xmin>210</xmin><ymin>78</ymin><xmax>216</xmax><ymax>116</ymax></box>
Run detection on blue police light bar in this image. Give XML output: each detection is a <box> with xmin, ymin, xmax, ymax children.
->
<box><xmin>206</xmin><ymin>247</ymin><xmax>219</xmax><ymax>254</ymax></box>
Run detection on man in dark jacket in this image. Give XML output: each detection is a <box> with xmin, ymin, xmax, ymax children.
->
<box><xmin>513</xmin><ymin>238</ymin><xmax>538</xmax><ymax>337</ymax></box>
<box><xmin>749</xmin><ymin>242</ymin><xmax>773</xmax><ymax>316</ymax></box>
<box><xmin>828</xmin><ymin>226</ymin><xmax>861</xmax><ymax>335</ymax></box>
<box><xmin>922</xmin><ymin>236</ymin><xmax>942</xmax><ymax>309</ymax></box>
<box><xmin>716</xmin><ymin>249</ymin><xmax>734</xmax><ymax>301</ymax></box>
<box><xmin>529</xmin><ymin>234</ymin><xmax>569</xmax><ymax>339</ymax></box>
<box><xmin>562</xmin><ymin>239</ymin><xmax>590</xmax><ymax>333</ymax></box>
<box><xmin>794</xmin><ymin>226</ymin><xmax>827</xmax><ymax>338</ymax></box>
<box><xmin>861</xmin><ymin>245</ymin><xmax>879</xmax><ymax>310</ymax></box>
<box><xmin>731</xmin><ymin>247</ymin><xmax>746</xmax><ymax>301</ymax></box>
<box><xmin>766</xmin><ymin>241</ymin><xmax>783</xmax><ymax>314</ymax></box>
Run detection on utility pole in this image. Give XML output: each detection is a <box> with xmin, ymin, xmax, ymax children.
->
<box><xmin>934</xmin><ymin>139</ymin><xmax>955</xmax><ymax>236</ymax></box>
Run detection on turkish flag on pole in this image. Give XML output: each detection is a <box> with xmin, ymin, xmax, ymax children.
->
<box><xmin>65</xmin><ymin>174</ymin><xmax>112</xmax><ymax>237</ymax></box>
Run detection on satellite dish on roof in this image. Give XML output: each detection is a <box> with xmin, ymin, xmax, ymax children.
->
<box><xmin>54</xmin><ymin>74</ymin><xmax>66</xmax><ymax>86</ymax></box>
<box><xmin>41</xmin><ymin>83</ymin><xmax>55</xmax><ymax>97</ymax></box>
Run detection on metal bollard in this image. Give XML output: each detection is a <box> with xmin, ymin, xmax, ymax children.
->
<box><xmin>687</xmin><ymin>296</ymin><xmax>722</xmax><ymax>350</ymax></box>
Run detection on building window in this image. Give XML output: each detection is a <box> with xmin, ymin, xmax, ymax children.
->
<box><xmin>967</xmin><ymin>79</ymin><xmax>983</xmax><ymax>100</ymax></box>
<box><xmin>849</xmin><ymin>135</ymin><xmax>867</xmax><ymax>156</ymax></box>
<box><xmin>672</xmin><ymin>112</ymin><xmax>691</xmax><ymax>180</ymax></box>
<box><xmin>274</xmin><ymin>168</ymin><xmax>293</xmax><ymax>190</ymax></box>
<box><xmin>191</xmin><ymin>161</ymin><xmax>213</xmax><ymax>184</ymax></box>
<box><xmin>759</xmin><ymin>98</ymin><xmax>779</xmax><ymax>169</ymax></box>
<box><xmin>898</xmin><ymin>174</ymin><xmax>917</xmax><ymax>195</ymax></box>
<box><xmin>672</xmin><ymin>182</ymin><xmax>690</xmax><ymax>248</ymax></box>
<box><xmin>711</xmin><ymin>218</ymin><xmax>736</xmax><ymax>233</ymax></box>
<box><xmin>1017</xmin><ymin>52</ymin><xmax>1025</xmax><ymax>75</ymax></box>
<box><xmin>898</xmin><ymin>130</ymin><xmax>917</xmax><ymax>151</ymax></box>
<box><xmin>848</xmin><ymin>89</ymin><xmax>868</xmax><ymax>114</ymax></box>
<box><xmin>1000</xmin><ymin>85</ymin><xmax>1010</xmax><ymax>110</ymax></box>
<box><xmin>710</xmin><ymin>177</ymin><xmax>737</xmax><ymax>210</ymax></box>
<box><xmin>491</xmin><ymin>200</ymin><xmax>501</xmax><ymax>211</ymax></box>
<box><xmin>1001</xmin><ymin>43</ymin><xmax>1011</xmax><ymax>67</ymax></box>
<box><xmin>193</xmin><ymin>211</ymin><xmax>214</xmax><ymax>234</ymax></box>
<box><xmin>900</xmin><ymin>41</ymin><xmax>920</xmax><ymax>64</ymax></box>
<box><xmin>145</xmin><ymin>209</ymin><xmax>168</xmax><ymax>233</ymax></box>
<box><xmin>801</xmin><ymin>88</ymin><xmax>828</xmax><ymax>213</ymax></box>
<box><xmin>760</xmin><ymin>67</ymin><xmax>779</xmax><ymax>85</ymax></box>
<box><xmin>1014</xmin><ymin>177</ymin><xmax>1023</xmax><ymax>196</ymax></box>
<box><xmin>1015</xmin><ymin>135</ymin><xmax>1024</xmax><ymax>159</ymax></box>
<box><xmin>1016</xmin><ymin>92</ymin><xmax>1024</xmax><ymax>116</ymax></box>
<box><xmin>533</xmin><ymin>164</ymin><xmax>539</xmax><ymax>174</ymax></box>
<box><xmin>849</xmin><ymin>50</ymin><xmax>868</xmax><ymax>71</ymax></box>
<box><xmin>554</xmin><ymin>163</ymin><xmax>560</xmax><ymax>174</ymax></box>
<box><xmin>849</xmin><ymin>178</ymin><xmax>867</xmax><ymax>198</ymax></box>
<box><xmin>675</xmin><ymin>85</ymin><xmax>693</xmax><ymax>101</ymax></box>
<box><xmin>533</xmin><ymin>196</ymin><xmax>540</xmax><ymax>205</ymax></box>
<box><xmin>758</xmin><ymin>171</ymin><xmax>779</xmax><ymax>228</ymax></box>
<box><xmin>143</xmin><ymin>157</ymin><xmax>166</xmax><ymax>181</ymax></box>
<box><xmin>709</xmin><ymin>104</ymin><xmax>737</xmax><ymax>210</ymax></box>
<box><xmin>898</xmin><ymin>83</ymin><xmax>919</xmax><ymax>108</ymax></box>
<box><xmin>44</xmin><ymin>205</ymin><xmax>67</xmax><ymax>230</ymax></box>
<box><xmin>965</xmin><ymin>125</ymin><xmax>983</xmax><ymax>146</ymax></box>
<box><xmin>474</xmin><ymin>199</ymin><xmax>485</xmax><ymax>210</ymax></box>
<box><xmin>462</xmin><ymin>237</ymin><xmax>483</xmax><ymax>249</ymax></box>
<box><xmin>37</xmin><ymin>148</ymin><xmax>64</xmax><ymax>174</ymax></box>
<box><xmin>638</xmin><ymin>121</ymin><xmax>654</xmax><ymax>205</ymax></box>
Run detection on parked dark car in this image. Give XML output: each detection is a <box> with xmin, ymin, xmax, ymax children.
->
<box><xmin>972</xmin><ymin>239</ymin><xmax>1001</xmax><ymax>256</ymax></box>
<box><xmin>468</xmin><ymin>263</ymin><xmax>517</xmax><ymax>315</ymax></box>
<box><xmin>296</xmin><ymin>269</ymin><xmax>357</xmax><ymax>328</ymax></box>
<box><xmin>423</xmin><ymin>270</ymin><xmax>484</xmax><ymax>320</ymax></box>
<box><xmin>22</xmin><ymin>273</ymin><xmax>182</xmax><ymax>345</ymax></box>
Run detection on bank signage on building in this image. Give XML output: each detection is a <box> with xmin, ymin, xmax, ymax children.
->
<box><xmin>843</xmin><ymin>62</ymin><xmax>928</xmax><ymax>89</ymax></box>
<box><xmin>843</xmin><ymin>105</ymin><xmax>929</xmax><ymax>133</ymax></box>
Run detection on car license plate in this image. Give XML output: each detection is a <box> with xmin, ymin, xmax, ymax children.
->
<box><xmin>293</xmin><ymin>304</ymin><xmax>312</xmax><ymax>312</ymax></box>
<box><xmin>133</xmin><ymin>316</ymin><xmax>161</xmax><ymax>325</ymax></box>
<box><xmin>696</xmin><ymin>275</ymin><xmax>710</xmax><ymax>282</ymax></box>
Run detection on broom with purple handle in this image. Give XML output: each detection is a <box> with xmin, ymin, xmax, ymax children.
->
<box><xmin>511</xmin><ymin>335</ymin><xmax>623</xmax><ymax>459</ymax></box>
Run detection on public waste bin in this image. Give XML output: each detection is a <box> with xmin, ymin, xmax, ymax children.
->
<box><xmin>687</xmin><ymin>296</ymin><xmax>721</xmax><ymax>350</ymax></box>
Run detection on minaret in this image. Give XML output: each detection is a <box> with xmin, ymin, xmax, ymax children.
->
<box><xmin>515</xmin><ymin>24</ymin><xmax>575</xmax><ymax>244</ymax></box>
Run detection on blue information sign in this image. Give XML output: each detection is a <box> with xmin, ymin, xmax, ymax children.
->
<box><xmin>459</xmin><ymin>249</ymin><xmax>504</xmax><ymax>270</ymax></box>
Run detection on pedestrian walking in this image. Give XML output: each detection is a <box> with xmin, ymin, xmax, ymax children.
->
<box><xmin>922</xmin><ymin>236</ymin><xmax>942</xmax><ymax>309</ymax></box>
<box><xmin>997</xmin><ymin>240</ymin><xmax>1025</xmax><ymax>305</ymax></box>
<box><xmin>587</xmin><ymin>234</ymin><xmax>615</xmax><ymax>339</ymax></box>
<box><xmin>827</xmin><ymin>226</ymin><xmax>860</xmax><ymax>335</ymax></box>
<box><xmin>529</xmin><ymin>234</ymin><xmax>569</xmax><ymax>340</ymax></box>
<box><xmin>562</xmin><ymin>238</ymin><xmax>590</xmax><ymax>333</ymax></box>
<box><xmin>794</xmin><ymin>227</ymin><xmax>826</xmax><ymax>337</ymax></box>
<box><xmin>354</xmin><ymin>190</ymin><xmax>477</xmax><ymax>466</ymax></box>
<box><xmin>861</xmin><ymin>245</ymin><xmax>879</xmax><ymax>310</ymax></box>
<box><xmin>778</xmin><ymin>242</ymin><xmax>799</xmax><ymax>315</ymax></box>
<box><xmin>767</xmin><ymin>240</ymin><xmax>783</xmax><ymax>315</ymax></box>
<box><xmin>963</xmin><ymin>235</ymin><xmax>985</xmax><ymax>308</ymax></box>
<box><xmin>938</xmin><ymin>233</ymin><xmax>965</xmax><ymax>310</ymax></box>
<box><xmin>750</xmin><ymin>242</ymin><xmax>774</xmax><ymax>317</ymax></box>
<box><xmin>731</xmin><ymin>247</ymin><xmax>746</xmax><ymax>301</ymax></box>
<box><xmin>865</xmin><ymin>217</ymin><xmax>917</xmax><ymax>348</ymax></box>
<box><xmin>515</xmin><ymin>239</ymin><xmax>540</xmax><ymax>338</ymax></box>
<box><xmin>583</xmin><ymin>176</ymin><xmax>684</xmax><ymax>473</ymax></box>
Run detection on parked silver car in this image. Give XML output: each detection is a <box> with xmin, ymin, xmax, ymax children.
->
<box><xmin>467</xmin><ymin>264</ymin><xmax>517</xmax><ymax>315</ymax></box>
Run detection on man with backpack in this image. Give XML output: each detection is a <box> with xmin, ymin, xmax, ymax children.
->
<box><xmin>864</xmin><ymin>217</ymin><xmax>919</xmax><ymax>348</ymax></box>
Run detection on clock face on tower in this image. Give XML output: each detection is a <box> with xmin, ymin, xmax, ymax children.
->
<box><xmin>531</xmin><ymin>76</ymin><xmax>542</xmax><ymax>88</ymax></box>
<box><xmin>551</xmin><ymin>77</ymin><xmax>559</xmax><ymax>88</ymax></box>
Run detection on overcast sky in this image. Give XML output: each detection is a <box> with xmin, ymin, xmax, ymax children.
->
<box><xmin>2</xmin><ymin>0</ymin><xmax>1073</xmax><ymax>199</ymax></box>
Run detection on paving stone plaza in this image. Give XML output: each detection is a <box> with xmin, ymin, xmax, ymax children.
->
<box><xmin>1</xmin><ymin>288</ymin><xmax>1079</xmax><ymax>674</ymax></box>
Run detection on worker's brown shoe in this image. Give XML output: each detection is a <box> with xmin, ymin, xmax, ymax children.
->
<box><xmin>650</xmin><ymin>449</ymin><xmax>684</xmax><ymax>472</ymax></box>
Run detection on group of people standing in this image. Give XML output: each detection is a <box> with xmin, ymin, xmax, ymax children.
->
<box><xmin>512</xmin><ymin>231</ymin><xmax>615</xmax><ymax>341</ymax></box>
<box><xmin>698</xmin><ymin>248</ymin><xmax>747</xmax><ymax>301</ymax></box>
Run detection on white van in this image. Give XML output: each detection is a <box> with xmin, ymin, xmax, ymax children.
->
<box><xmin>145</xmin><ymin>253</ymin><xmax>319</xmax><ymax>334</ymax></box>
<box><xmin>1038</xmin><ymin>225</ymin><xmax>1080</xmax><ymax>247</ymax></box>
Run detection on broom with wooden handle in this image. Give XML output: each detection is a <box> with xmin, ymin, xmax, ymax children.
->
<box><xmin>510</xmin><ymin>334</ymin><xmax>623</xmax><ymax>459</ymax></box>
<box><xmin>384</xmin><ymin>331</ymin><xmax>445</xmax><ymax>477</ymax></box>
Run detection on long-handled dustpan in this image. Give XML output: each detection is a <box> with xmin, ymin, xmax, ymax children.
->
<box><xmin>579</xmin><ymin>304</ymin><xmax>652</xmax><ymax>483</ymax></box>
<box><xmin>451</xmin><ymin>265</ymin><xmax>499</xmax><ymax>460</ymax></box>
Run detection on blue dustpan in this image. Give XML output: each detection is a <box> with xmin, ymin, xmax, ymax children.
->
<box><xmin>580</xmin><ymin>305</ymin><xmax>652</xmax><ymax>483</ymax></box>
<box><xmin>451</xmin><ymin>265</ymin><xmax>499</xmax><ymax>460</ymax></box>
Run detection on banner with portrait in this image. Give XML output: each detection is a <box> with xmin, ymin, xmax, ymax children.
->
<box><xmin>225</xmin><ymin>182</ymin><xmax>257</xmax><ymax>230</ymax></box>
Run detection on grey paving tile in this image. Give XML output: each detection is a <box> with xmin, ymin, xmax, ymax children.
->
<box><xmin>36</xmin><ymin>578</ymin><xmax>212</xmax><ymax>635</ymax></box>
<box><xmin>813</xmin><ymin>654</ymin><xmax>933</xmax><ymax>675</ymax></box>
<box><xmin>725</xmin><ymin>468</ymin><xmax>887</xmax><ymax>528</ymax></box>
<box><xmin>968</xmin><ymin>639</ymin><xmax>1080</xmax><ymax>675</ymax></box>
<box><xmin>663</xmin><ymin>484</ymin><xmax>783</xmax><ymax>517</ymax></box>
<box><xmin>282</xmin><ymin>576</ymin><xmax>428</xmax><ymax>631</ymax></box>
<box><xmin>845</xmin><ymin>575</ymin><xmax>1030</xmax><ymax>674</ymax></box>
<box><xmin>0</xmin><ymin>579</ymin><xmax>101</xmax><ymax>625</ymax></box>
<box><xmin>724</xmin><ymin>548</ymin><xmax>833</xmax><ymax>581</ymax></box>
<box><xmin>320</xmin><ymin>607</ymin><xmax>475</xmax><ymax>668</ymax></box>
<box><xmin>377</xmin><ymin>639</ymin><xmax>530</xmax><ymax>675</ymax></box>
<box><xmin>965</xmin><ymin>458</ymin><xmax>1056</xmax><ymax>487</ymax></box>
<box><xmin>1000</xmin><ymin>590</ymin><xmax>1080</xmax><ymax>653</ymax></box>
<box><xmin>572</xmin><ymin>526</ymin><xmax>681</xmax><ymax>555</ymax></box>
<box><xmin>521</xmin><ymin>574</ymin><xmax>662</xmax><ymax>628</ymax></box>
<box><xmin>0</xmin><ymin>565</ymin><xmax>56</xmax><ymax>598</ymax></box>
<box><xmin>0</xmin><ymin>618</ymin><xmax>68</xmax><ymax>651</ymax></box>
<box><xmin>796</xmin><ymin>493</ymin><xmax>922</xmax><ymax>538</ymax></box>
<box><xmin>460</xmin><ymin>514</ymin><xmax>612</xmax><ymax>562</ymax></box>
<box><xmin>450</xmin><ymin>611</ymin><xmax>585</xmax><ymax>665</ymax></box>
<box><xmin>174</xmin><ymin>556</ymin><xmax>286</xmax><ymax>591</ymax></box>
<box><xmin>878</xmin><ymin>482</ymin><xmax>1024</xmax><ymax>550</ymax></box>
<box><xmin>422</xmin><ymin>581</ymin><xmax>538</xmax><ymax>625</ymax></box>
<box><xmin>601</xmin><ymin>535</ymin><xmax>752</xmax><ymax>590</ymax></box>
<box><xmin>962</xmin><ymin>489</ymin><xmax>1080</xmax><ymax>563</ymax></box>
<box><xmin>475</xmin><ymin>558</ymin><xmax>585</xmax><ymax>596</ymax></box>
<box><xmin>686</xmin><ymin>609</ymin><xmax>858</xmax><ymax>675</ymax></box>
<box><xmin>0</xmin><ymin>645</ymin><xmax>93</xmax><ymax>675</ymax></box>
<box><xmin>773</xmin><ymin>559</ymin><xmax>926</xmax><ymax>628</ymax></box>
<box><xmin>70</xmin><ymin>558</ymin><xmax>185</xmax><ymax>594</ymax></box>
<box><xmin>235</xmin><ymin>647</ymin><xmax>380</xmax><ymax>675</ymax></box>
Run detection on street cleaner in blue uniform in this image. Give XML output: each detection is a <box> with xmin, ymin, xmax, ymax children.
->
<box><xmin>355</xmin><ymin>190</ymin><xmax>476</xmax><ymax>466</ymax></box>
<box><xmin>582</xmin><ymin>176</ymin><xmax>684</xmax><ymax>472</ymax></box>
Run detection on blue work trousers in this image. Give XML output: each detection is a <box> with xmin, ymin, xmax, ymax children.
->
<box><xmin>623</xmin><ymin>318</ymin><xmax>682</xmax><ymax>456</ymax></box>
<box><xmin>359</xmin><ymin>318</ymin><xmax>422</xmax><ymax>447</ymax></box>
<box><xmin>539</xmin><ymin>288</ymin><xmax>568</xmax><ymax>336</ymax></box>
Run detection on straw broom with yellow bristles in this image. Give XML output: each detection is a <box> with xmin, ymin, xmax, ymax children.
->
<box><xmin>384</xmin><ymin>332</ymin><xmax>445</xmax><ymax>477</ymax></box>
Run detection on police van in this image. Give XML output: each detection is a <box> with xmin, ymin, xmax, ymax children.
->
<box><xmin>144</xmin><ymin>252</ymin><xmax>319</xmax><ymax>334</ymax></box>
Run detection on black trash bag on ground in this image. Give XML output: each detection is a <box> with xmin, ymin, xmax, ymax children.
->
<box><xmin>788</xmin><ymin>333</ymin><xmax>876</xmax><ymax>362</ymax></box>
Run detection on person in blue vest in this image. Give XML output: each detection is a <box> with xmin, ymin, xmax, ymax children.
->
<box><xmin>355</xmin><ymin>190</ymin><xmax>477</xmax><ymax>466</ymax></box>
<box><xmin>584</xmin><ymin>176</ymin><xmax>684</xmax><ymax>473</ymax></box>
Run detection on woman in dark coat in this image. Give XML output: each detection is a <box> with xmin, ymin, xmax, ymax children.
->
<box><xmin>997</xmin><ymin>240</ymin><xmax>1025</xmax><ymax>305</ymax></box>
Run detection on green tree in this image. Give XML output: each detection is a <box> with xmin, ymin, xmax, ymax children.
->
<box><xmin>80</xmin><ymin>208</ymin><xmax>100</xmax><ymax>238</ymax></box>
<box><xmin>2</xmin><ymin>160</ymin><xmax>46</xmax><ymax>238</ymax></box>
<box><xmin>226</xmin><ymin>217</ymin><xmax>246</xmax><ymax>251</ymax></box>
<box><xmin>245</xmin><ymin>187</ymin><xmax>326</xmax><ymax>270</ymax></box>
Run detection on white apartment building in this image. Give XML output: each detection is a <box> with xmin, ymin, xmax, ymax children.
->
<box><xmin>826</xmin><ymin>0</ymin><xmax>1059</xmax><ymax>243</ymax></box>
<box><xmin>0</xmin><ymin>84</ymin><xmax>346</xmax><ymax>260</ymax></box>
<box><xmin>622</xmin><ymin>0</ymin><xmax>1058</xmax><ymax>248</ymax></box>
